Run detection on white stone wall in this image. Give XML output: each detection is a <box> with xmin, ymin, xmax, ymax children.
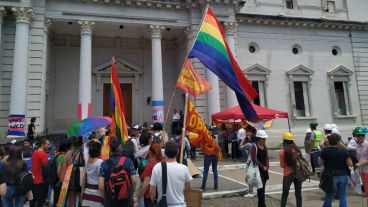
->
<box><xmin>237</xmin><ymin>23</ymin><xmax>362</xmax><ymax>146</ymax></box>
<box><xmin>346</xmin><ymin>0</ymin><xmax>368</xmax><ymax>22</ymax></box>
<box><xmin>243</xmin><ymin>0</ymin><xmax>348</xmax><ymax>20</ymax></box>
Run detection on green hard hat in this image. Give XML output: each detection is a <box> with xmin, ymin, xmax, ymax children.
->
<box><xmin>354</xmin><ymin>127</ymin><xmax>365</xmax><ymax>136</ymax></box>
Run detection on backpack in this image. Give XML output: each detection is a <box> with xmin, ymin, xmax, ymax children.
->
<box><xmin>107</xmin><ymin>157</ymin><xmax>132</xmax><ymax>201</ymax></box>
<box><xmin>43</xmin><ymin>154</ymin><xmax>60</xmax><ymax>186</ymax></box>
<box><xmin>138</xmin><ymin>158</ymin><xmax>149</xmax><ymax>175</ymax></box>
<box><xmin>16</xmin><ymin>165</ymin><xmax>33</xmax><ymax>196</ymax></box>
<box><xmin>294</xmin><ymin>155</ymin><xmax>313</xmax><ymax>182</ymax></box>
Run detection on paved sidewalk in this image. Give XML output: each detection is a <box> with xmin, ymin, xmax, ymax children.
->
<box><xmin>202</xmin><ymin>196</ymin><xmax>284</xmax><ymax>207</ymax></box>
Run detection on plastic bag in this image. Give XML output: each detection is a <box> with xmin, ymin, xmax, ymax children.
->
<box><xmin>245</xmin><ymin>160</ymin><xmax>263</xmax><ymax>189</ymax></box>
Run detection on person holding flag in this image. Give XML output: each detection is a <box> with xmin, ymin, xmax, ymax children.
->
<box><xmin>200</xmin><ymin>127</ymin><xmax>219</xmax><ymax>191</ymax></box>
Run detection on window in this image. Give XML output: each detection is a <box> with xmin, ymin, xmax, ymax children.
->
<box><xmin>244</xmin><ymin>64</ymin><xmax>270</xmax><ymax>107</ymax></box>
<box><xmin>286</xmin><ymin>65</ymin><xmax>314</xmax><ymax>118</ymax></box>
<box><xmin>328</xmin><ymin>66</ymin><xmax>354</xmax><ymax>117</ymax></box>
<box><xmin>251</xmin><ymin>81</ymin><xmax>266</xmax><ymax>106</ymax></box>
<box><xmin>293</xmin><ymin>81</ymin><xmax>308</xmax><ymax>116</ymax></box>
<box><xmin>334</xmin><ymin>82</ymin><xmax>348</xmax><ymax>115</ymax></box>
<box><xmin>286</xmin><ymin>0</ymin><xmax>294</xmax><ymax>9</ymax></box>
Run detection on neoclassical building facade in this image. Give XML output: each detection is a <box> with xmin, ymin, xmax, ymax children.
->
<box><xmin>0</xmin><ymin>0</ymin><xmax>368</xmax><ymax>144</ymax></box>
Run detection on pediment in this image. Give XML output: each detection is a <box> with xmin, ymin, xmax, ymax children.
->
<box><xmin>92</xmin><ymin>57</ymin><xmax>143</xmax><ymax>75</ymax></box>
<box><xmin>328</xmin><ymin>65</ymin><xmax>353</xmax><ymax>76</ymax></box>
<box><xmin>286</xmin><ymin>64</ymin><xmax>314</xmax><ymax>76</ymax></box>
<box><xmin>244</xmin><ymin>64</ymin><xmax>271</xmax><ymax>75</ymax></box>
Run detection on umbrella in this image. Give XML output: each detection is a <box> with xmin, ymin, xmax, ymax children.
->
<box><xmin>66</xmin><ymin>116</ymin><xmax>112</xmax><ymax>137</ymax></box>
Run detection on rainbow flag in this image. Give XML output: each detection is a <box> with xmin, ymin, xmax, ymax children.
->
<box><xmin>188</xmin><ymin>7</ymin><xmax>259</xmax><ymax>122</ymax></box>
<box><xmin>110</xmin><ymin>58</ymin><xmax>129</xmax><ymax>145</ymax></box>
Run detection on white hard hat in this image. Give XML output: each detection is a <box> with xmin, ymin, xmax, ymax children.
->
<box><xmin>324</xmin><ymin>124</ymin><xmax>333</xmax><ymax>131</ymax></box>
<box><xmin>332</xmin><ymin>128</ymin><xmax>340</xmax><ymax>134</ymax></box>
<box><xmin>306</xmin><ymin>128</ymin><xmax>312</xmax><ymax>133</ymax></box>
<box><xmin>331</xmin><ymin>124</ymin><xmax>338</xmax><ymax>129</ymax></box>
<box><xmin>256</xmin><ymin>130</ymin><xmax>269</xmax><ymax>139</ymax></box>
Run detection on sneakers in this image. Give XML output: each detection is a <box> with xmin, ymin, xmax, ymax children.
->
<box><xmin>243</xmin><ymin>193</ymin><xmax>254</xmax><ymax>198</ymax></box>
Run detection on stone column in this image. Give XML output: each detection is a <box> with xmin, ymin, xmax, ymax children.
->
<box><xmin>8</xmin><ymin>7</ymin><xmax>33</xmax><ymax>137</ymax></box>
<box><xmin>224</xmin><ymin>22</ymin><xmax>238</xmax><ymax>108</ymax></box>
<box><xmin>39</xmin><ymin>19</ymin><xmax>51</xmax><ymax>132</ymax></box>
<box><xmin>150</xmin><ymin>25</ymin><xmax>165</xmax><ymax>124</ymax></box>
<box><xmin>78</xmin><ymin>21</ymin><xmax>95</xmax><ymax>120</ymax></box>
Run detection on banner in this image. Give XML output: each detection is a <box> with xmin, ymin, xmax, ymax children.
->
<box><xmin>100</xmin><ymin>135</ymin><xmax>110</xmax><ymax>160</ymax></box>
<box><xmin>8</xmin><ymin>114</ymin><xmax>26</xmax><ymax>137</ymax></box>
<box><xmin>186</xmin><ymin>98</ymin><xmax>218</xmax><ymax>155</ymax></box>
<box><xmin>176</xmin><ymin>59</ymin><xmax>211</xmax><ymax>97</ymax></box>
<box><xmin>152</xmin><ymin>100</ymin><xmax>164</xmax><ymax>124</ymax></box>
<box><xmin>57</xmin><ymin>164</ymin><xmax>73</xmax><ymax>207</ymax></box>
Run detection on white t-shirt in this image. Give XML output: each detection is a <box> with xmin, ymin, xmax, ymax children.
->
<box><xmin>150</xmin><ymin>162</ymin><xmax>193</xmax><ymax>207</ymax></box>
<box><xmin>237</xmin><ymin>128</ymin><xmax>246</xmax><ymax>141</ymax></box>
<box><xmin>173</xmin><ymin>113</ymin><xmax>180</xmax><ymax>121</ymax></box>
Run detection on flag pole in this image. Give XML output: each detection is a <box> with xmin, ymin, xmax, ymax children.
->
<box><xmin>163</xmin><ymin>88</ymin><xmax>177</xmax><ymax>131</ymax></box>
<box><xmin>179</xmin><ymin>93</ymin><xmax>189</xmax><ymax>164</ymax></box>
<box><xmin>165</xmin><ymin>5</ymin><xmax>208</xmax><ymax>136</ymax></box>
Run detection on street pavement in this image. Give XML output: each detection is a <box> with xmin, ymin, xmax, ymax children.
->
<box><xmin>191</xmin><ymin>150</ymin><xmax>367</xmax><ymax>207</ymax></box>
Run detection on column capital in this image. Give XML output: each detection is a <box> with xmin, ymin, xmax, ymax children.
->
<box><xmin>78</xmin><ymin>20</ymin><xmax>95</xmax><ymax>35</ymax></box>
<box><xmin>44</xmin><ymin>19</ymin><xmax>52</xmax><ymax>32</ymax></box>
<box><xmin>0</xmin><ymin>7</ymin><xmax>5</xmax><ymax>24</ymax></box>
<box><xmin>150</xmin><ymin>25</ymin><xmax>164</xmax><ymax>38</ymax></box>
<box><xmin>11</xmin><ymin>7</ymin><xmax>34</xmax><ymax>23</ymax></box>
<box><xmin>223</xmin><ymin>21</ymin><xmax>238</xmax><ymax>35</ymax></box>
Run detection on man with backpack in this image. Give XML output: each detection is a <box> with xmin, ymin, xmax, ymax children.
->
<box><xmin>31</xmin><ymin>138</ymin><xmax>50</xmax><ymax>207</ymax></box>
<box><xmin>149</xmin><ymin>141</ymin><xmax>193</xmax><ymax>206</ymax></box>
<box><xmin>98</xmin><ymin>137</ymin><xmax>137</xmax><ymax>207</ymax></box>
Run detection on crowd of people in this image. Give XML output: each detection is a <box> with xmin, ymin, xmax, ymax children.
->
<box><xmin>211</xmin><ymin>122</ymin><xmax>367</xmax><ymax>207</ymax></box>
<box><xmin>0</xmin><ymin>121</ymin><xmax>196</xmax><ymax>207</ymax></box>
<box><xmin>0</xmin><ymin>117</ymin><xmax>366</xmax><ymax>207</ymax></box>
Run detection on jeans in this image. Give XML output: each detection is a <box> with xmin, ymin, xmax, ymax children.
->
<box><xmin>201</xmin><ymin>154</ymin><xmax>218</xmax><ymax>188</ymax></box>
<box><xmin>1</xmin><ymin>185</ymin><xmax>25</xmax><ymax>207</ymax></box>
<box><xmin>52</xmin><ymin>186</ymin><xmax>60</xmax><ymax>207</ymax></box>
<box><xmin>239</xmin><ymin>147</ymin><xmax>249</xmax><ymax>162</ymax></box>
<box><xmin>30</xmin><ymin>183</ymin><xmax>48</xmax><ymax>207</ymax></box>
<box><xmin>323</xmin><ymin>175</ymin><xmax>349</xmax><ymax>207</ymax></box>
<box><xmin>281</xmin><ymin>174</ymin><xmax>302</xmax><ymax>207</ymax></box>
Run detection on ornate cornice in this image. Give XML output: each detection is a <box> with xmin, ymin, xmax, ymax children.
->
<box><xmin>11</xmin><ymin>7</ymin><xmax>34</xmax><ymax>23</ymax></box>
<box><xmin>223</xmin><ymin>21</ymin><xmax>238</xmax><ymax>35</ymax></box>
<box><xmin>78</xmin><ymin>20</ymin><xmax>95</xmax><ymax>35</ymax></box>
<box><xmin>150</xmin><ymin>25</ymin><xmax>164</xmax><ymax>38</ymax></box>
<box><xmin>0</xmin><ymin>7</ymin><xmax>5</xmax><ymax>24</ymax></box>
<box><xmin>236</xmin><ymin>14</ymin><xmax>368</xmax><ymax>31</ymax></box>
<box><xmin>44</xmin><ymin>19</ymin><xmax>52</xmax><ymax>32</ymax></box>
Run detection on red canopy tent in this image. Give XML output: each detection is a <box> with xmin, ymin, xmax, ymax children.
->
<box><xmin>211</xmin><ymin>104</ymin><xmax>288</xmax><ymax>120</ymax></box>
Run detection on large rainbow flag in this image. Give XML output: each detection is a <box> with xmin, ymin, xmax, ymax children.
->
<box><xmin>188</xmin><ymin>7</ymin><xmax>259</xmax><ymax>122</ymax></box>
<box><xmin>110</xmin><ymin>58</ymin><xmax>129</xmax><ymax>145</ymax></box>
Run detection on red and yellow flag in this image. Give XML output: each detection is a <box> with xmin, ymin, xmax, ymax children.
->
<box><xmin>176</xmin><ymin>59</ymin><xmax>211</xmax><ymax>97</ymax></box>
<box><xmin>186</xmin><ymin>98</ymin><xmax>219</xmax><ymax>156</ymax></box>
<box><xmin>110</xmin><ymin>58</ymin><xmax>129</xmax><ymax>145</ymax></box>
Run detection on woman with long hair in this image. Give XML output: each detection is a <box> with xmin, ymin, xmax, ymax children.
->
<box><xmin>2</xmin><ymin>145</ymin><xmax>28</xmax><ymax>207</ymax></box>
<box><xmin>136</xmin><ymin>143</ymin><xmax>163</xmax><ymax>207</ymax></box>
<box><xmin>279</xmin><ymin>132</ymin><xmax>302</xmax><ymax>207</ymax></box>
<box><xmin>82</xmin><ymin>140</ymin><xmax>104</xmax><ymax>207</ymax></box>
